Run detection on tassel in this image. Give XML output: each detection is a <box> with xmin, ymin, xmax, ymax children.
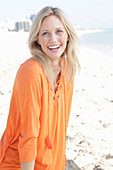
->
<box><xmin>45</xmin><ymin>136</ymin><xmax>52</xmax><ymax>149</ymax></box>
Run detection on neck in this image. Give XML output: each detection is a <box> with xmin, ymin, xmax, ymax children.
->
<box><xmin>46</xmin><ymin>58</ymin><xmax>61</xmax><ymax>86</ymax></box>
<box><xmin>46</xmin><ymin>58</ymin><xmax>61</xmax><ymax>71</ymax></box>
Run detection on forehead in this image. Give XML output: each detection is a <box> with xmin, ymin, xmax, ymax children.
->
<box><xmin>40</xmin><ymin>15</ymin><xmax>65</xmax><ymax>30</ymax></box>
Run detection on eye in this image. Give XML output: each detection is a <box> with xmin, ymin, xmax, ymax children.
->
<box><xmin>42</xmin><ymin>32</ymin><xmax>49</xmax><ymax>36</ymax></box>
<box><xmin>56</xmin><ymin>30</ymin><xmax>63</xmax><ymax>34</ymax></box>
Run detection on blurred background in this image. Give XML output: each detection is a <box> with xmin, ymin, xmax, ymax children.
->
<box><xmin>0</xmin><ymin>0</ymin><xmax>113</xmax><ymax>29</ymax></box>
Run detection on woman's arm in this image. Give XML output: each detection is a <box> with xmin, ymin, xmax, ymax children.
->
<box><xmin>21</xmin><ymin>160</ymin><xmax>35</xmax><ymax>170</ymax></box>
<box><xmin>16</xmin><ymin>64</ymin><xmax>41</xmax><ymax>163</ymax></box>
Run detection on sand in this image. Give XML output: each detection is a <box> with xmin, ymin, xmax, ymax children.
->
<box><xmin>0</xmin><ymin>30</ymin><xmax>113</xmax><ymax>170</ymax></box>
<box><xmin>66</xmin><ymin>45</ymin><xmax>113</xmax><ymax>170</ymax></box>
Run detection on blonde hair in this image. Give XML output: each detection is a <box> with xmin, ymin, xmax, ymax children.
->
<box><xmin>28</xmin><ymin>6</ymin><xmax>80</xmax><ymax>86</ymax></box>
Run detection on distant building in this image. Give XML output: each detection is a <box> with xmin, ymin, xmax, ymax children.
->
<box><xmin>0</xmin><ymin>21</ymin><xmax>8</xmax><ymax>30</ymax></box>
<box><xmin>0</xmin><ymin>18</ymin><xmax>15</xmax><ymax>31</ymax></box>
<box><xmin>30</xmin><ymin>14</ymin><xmax>36</xmax><ymax>22</ymax></box>
<box><xmin>0</xmin><ymin>15</ymin><xmax>35</xmax><ymax>32</ymax></box>
<box><xmin>15</xmin><ymin>19</ymin><xmax>32</xmax><ymax>31</ymax></box>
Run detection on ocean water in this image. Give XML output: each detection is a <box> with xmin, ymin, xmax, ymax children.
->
<box><xmin>79</xmin><ymin>28</ymin><xmax>113</xmax><ymax>57</ymax></box>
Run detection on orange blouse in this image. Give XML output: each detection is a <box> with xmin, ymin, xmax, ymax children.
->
<box><xmin>0</xmin><ymin>57</ymin><xmax>74</xmax><ymax>170</ymax></box>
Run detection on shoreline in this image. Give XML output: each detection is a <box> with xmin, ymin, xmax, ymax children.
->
<box><xmin>76</xmin><ymin>28</ymin><xmax>113</xmax><ymax>59</ymax></box>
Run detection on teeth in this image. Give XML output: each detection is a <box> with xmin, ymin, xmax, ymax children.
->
<box><xmin>49</xmin><ymin>45</ymin><xmax>60</xmax><ymax>49</ymax></box>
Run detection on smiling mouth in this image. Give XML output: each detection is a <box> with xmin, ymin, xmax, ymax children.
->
<box><xmin>48</xmin><ymin>45</ymin><xmax>61</xmax><ymax>51</ymax></box>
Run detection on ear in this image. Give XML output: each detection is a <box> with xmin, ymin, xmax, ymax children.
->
<box><xmin>67</xmin><ymin>36</ymin><xmax>69</xmax><ymax>43</ymax></box>
<box><xmin>37</xmin><ymin>33</ymin><xmax>40</xmax><ymax>45</ymax></box>
<box><xmin>37</xmin><ymin>41</ymin><xmax>41</xmax><ymax>48</ymax></box>
<box><xmin>37</xmin><ymin>37</ymin><xmax>40</xmax><ymax>45</ymax></box>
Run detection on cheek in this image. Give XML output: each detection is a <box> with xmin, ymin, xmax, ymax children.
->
<box><xmin>62</xmin><ymin>34</ymin><xmax>68</xmax><ymax>43</ymax></box>
<box><xmin>62</xmin><ymin>37</ymin><xmax>68</xmax><ymax>46</ymax></box>
<box><xmin>38</xmin><ymin>38</ymin><xmax>47</xmax><ymax>48</ymax></box>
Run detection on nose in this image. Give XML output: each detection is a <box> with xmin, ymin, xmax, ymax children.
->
<box><xmin>49</xmin><ymin>33</ymin><xmax>57</xmax><ymax>42</ymax></box>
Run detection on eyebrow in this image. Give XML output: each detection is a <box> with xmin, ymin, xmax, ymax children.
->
<box><xmin>40</xmin><ymin>27</ymin><xmax>64</xmax><ymax>33</ymax></box>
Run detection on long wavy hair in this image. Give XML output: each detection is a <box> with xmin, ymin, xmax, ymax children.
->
<box><xmin>28</xmin><ymin>6</ymin><xmax>80</xmax><ymax>86</ymax></box>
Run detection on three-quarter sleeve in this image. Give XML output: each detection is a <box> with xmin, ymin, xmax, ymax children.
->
<box><xmin>15</xmin><ymin>65</ymin><xmax>42</xmax><ymax>162</ymax></box>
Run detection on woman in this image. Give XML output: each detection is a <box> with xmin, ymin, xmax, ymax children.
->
<box><xmin>0</xmin><ymin>6</ymin><xmax>80</xmax><ymax>170</ymax></box>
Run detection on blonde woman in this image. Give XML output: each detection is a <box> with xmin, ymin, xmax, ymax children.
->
<box><xmin>0</xmin><ymin>6</ymin><xmax>80</xmax><ymax>170</ymax></box>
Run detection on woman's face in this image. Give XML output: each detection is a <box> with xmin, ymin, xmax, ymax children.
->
<box><xmin>38</xmin><ymin>15</ymin><xmax>68</xmax><ymax>62</ymax></box>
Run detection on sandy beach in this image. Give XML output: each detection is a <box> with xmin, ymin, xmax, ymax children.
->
<box><xmin>0</xmin><ymin>30</ymin><xmax>113</xmax><ymax>170</ymax></box>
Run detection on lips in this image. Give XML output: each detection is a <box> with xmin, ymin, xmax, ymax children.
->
<box><xmin>48</xmin><ymin>45</ymin><xmax>61</xmax><ymax>51</ymax></box>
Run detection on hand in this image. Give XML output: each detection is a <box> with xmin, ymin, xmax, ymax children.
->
<box><xmin>21</xmin><ymin>159</ymin><xmax>35</xmax><ymax>170</ymax></box>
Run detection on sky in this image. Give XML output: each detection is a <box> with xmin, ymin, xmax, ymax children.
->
<box><xmin>0</xmin><ymin>0</ymin><xmax>113</xmax><ymax>29</ymax></box>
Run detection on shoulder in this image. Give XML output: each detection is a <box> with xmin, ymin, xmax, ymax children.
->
<box><xmin>19</xmin><ymin>57</ymin><xmax>43</xmax><ymax>75</ymax></box>
<box><xmin>14</xmin><ymin>58</ymin><xmax>46</xmax><ymax>89</ymax></box>
<box><xmin>16</xmin><ymin>57</ymin><xmax>45</xmax><ymax>81</ymax></box>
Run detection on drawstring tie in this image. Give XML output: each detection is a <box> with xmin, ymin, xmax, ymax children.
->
<box><xmin>45</xmin><ymin>56</ymin><xmax>67</xmax><ymax>150</ymax></box>
<box><xmin>45</xmin><ymin>135</ymin><xmax>52</xmax><ymax>149</ymax></box>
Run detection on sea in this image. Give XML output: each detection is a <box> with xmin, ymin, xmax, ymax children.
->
<box><xmin>79</xmin><ymin>28</ymin><xmax>113</xmax><ymax>57</ymax></box>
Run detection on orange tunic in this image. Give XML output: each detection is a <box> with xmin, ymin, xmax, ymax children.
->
<box><xmin>0</xmin><ymin>57</ymin><xmax>74</xmax><ymax>170</ymax></box>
